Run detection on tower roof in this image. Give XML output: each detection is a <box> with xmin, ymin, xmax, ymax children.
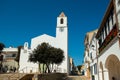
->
<box><xmin>59</xmin><ymin>12</ymin><xmax>66</xmax><ymax>17</ymax></box>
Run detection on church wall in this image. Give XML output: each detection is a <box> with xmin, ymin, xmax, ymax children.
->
<box><xmin>19</xmin><ymin>49</ymin><xmax>38</xmax><ymax>73</ymax></box>
<box><xmin>31</xmin><ymin>34</ymin><xmax>56</xmax><ymax>50</ymax></box>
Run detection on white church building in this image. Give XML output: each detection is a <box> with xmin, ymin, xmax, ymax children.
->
<box><xmin>19</xmin><ymin>12</ymin><xmax>69</xmax><ymax>74</ymax></box>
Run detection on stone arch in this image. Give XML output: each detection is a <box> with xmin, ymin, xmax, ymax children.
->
<box><xmin>105</xmin><ymin>54</ymin><xmax>120</xmax><ymax>80</ymax></box>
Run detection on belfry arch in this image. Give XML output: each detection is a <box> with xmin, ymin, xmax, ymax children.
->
<box><xmin>60</xmin><ymin>18</ymin><xmax>64</xmax><ymax>24</ymax></box>
<box><xmin>105</xmin><ymin>54</ymin><xmax>120</xmax><ymax>80</ymax></box>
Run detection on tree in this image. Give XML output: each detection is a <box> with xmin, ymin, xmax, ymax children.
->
<box><xmin>0</xmin><ymin>43</ymin><xmax>5</xmax><ymax>54</ymax></box>
<box><xmin>0</xmin><ymin>42</ymin><xmax>5</xmax><ymax>72</ymax></box>
<box><xmin>77</xmin><ymin>65</ymin><xmax>85</xmax><ymax>75</ymax></box>
<box><xmin>29</xmin><ymin>43</ymin><xmax>50</xmax><ymax>73</ymax></box>
<box><xmin>53</xmin><ymin>48</ymin><xmax>64</xmax><ymax>64</ymax></box>
<box><xmin>77</xmin><ymin>65</ymin><xmax>82</xmax><ymax>72</ymax></box>
<box><xmin>28</xmin><ymin>42</ymin><xmax>64</xmax><ymax>73</ymax></box>
<box><xmin>48</xmin><ymin>47</ymin><xmax>64</xmax><ymax>72</ymax></box>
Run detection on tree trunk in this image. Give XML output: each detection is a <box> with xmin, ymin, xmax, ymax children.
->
<box><xmin>46</xmin><ymin>63</ymin><xmax>50</xmax><ymax>73</ymax></box>
<box><xmin>38</xmin><ymin>63</ymin><xmax>41</xmax><ymax>73</ymax></box>
<box><xmin>43</xmin><ymin>64</ymin><xmax>44</xmax><ymax>73</ymax></box>
<box><xmin>52</xmin><ymin>63</ymin><xmax>54</xmax><ymax>72</ymax></box>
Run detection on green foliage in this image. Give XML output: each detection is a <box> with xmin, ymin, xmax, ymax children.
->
<box><xmin>0</xmin><ymin>42</ymin><xmax>5</xmax><ymax>72</ymax></box>
<box><xmin>0</xmin><ymin>43</ymin><xmax>5</xmax><ymax>54</ymax></box>
<box><xmin>29</xmin><ymin>43</ymin><xmax>51</xmax><ymax>64</ymax></box>
<box><xmin>28</xmin><ymin>42</ymin><xmax>64</xmax><ymax>73</ymax></box>
<box><xmin>77</xmin><ymin>65</ymin><xmax>82</xmax><ymax>72</ymax></box>
<box><xmin>49</xmin><ymin>47</ymin><xmax>64</xmax><ymax>65</ymax></box>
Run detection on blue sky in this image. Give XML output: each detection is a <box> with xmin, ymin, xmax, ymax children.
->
<box><xmin>0</xmin><ymin>0</ymin><xmax>109</xmax><ymax>66</ymax></box>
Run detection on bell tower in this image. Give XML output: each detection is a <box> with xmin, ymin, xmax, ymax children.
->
<box><xmin>57</xmin><ymin>12</ymin><xmax>67</xmax><ymax>28</ymax></box>
<box><xmin>56</xmin><ymin>12</ymin><xmax>69</xmax><ymax>73</ymax></box>
<box><xmin>56</xmin><ymin>12</ymin><xmax>68</xmax><ymax>37</ymax></box>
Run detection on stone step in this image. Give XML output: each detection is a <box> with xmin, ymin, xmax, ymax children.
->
<box><xmin>68</xmin><ymin>76</ymin><xmax>89</xmax><ymax>80</ymax></box>
<box><xmin>0</xmin><ymin>73</ymin><xmax>26</xmax><ymax>80</ymax></box>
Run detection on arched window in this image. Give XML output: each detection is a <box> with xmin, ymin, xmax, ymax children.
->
<box><xmin>60</xmin><ymin>18</ymin><xmax>64</xmax><ymax>24</ymax></box>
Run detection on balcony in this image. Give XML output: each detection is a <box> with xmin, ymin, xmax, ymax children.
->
<box><xmin>99</xmin><ymin>24</ymin><xmax>118</xmax><ymax>53</ymax></box>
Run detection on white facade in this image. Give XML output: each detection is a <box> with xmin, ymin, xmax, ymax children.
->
<box><xmin>19</xmin><ymin>12</ymin><xmax>69</xmax><ymax>74</ymax></box>
<box><xmin>98</xmin><ymin>37</ymin><xmax>120</xmax><ymax>80</ymax></box>
<box><xmin>96</xmin><ymin>0</ymin><xmax>120</xmax><ymax>80</ymax></box>
<box><xmin>83</xmin><ymin>1</ymin><xmax>120</xmax><ymax>80</ymax></box>
<box><xmin>19</xmin><ymin>45</ymin><xmax>38</xmax><ymax>73</ymax></box>
<box><xmin>89</xmin><ymin>32</ymin><xmax>98</xmax><ymax>80</ymax></box>
<box><xmin>83</xmin><ymin>30</ymin><xmax>98</xmax><ymax>79</ymax></box>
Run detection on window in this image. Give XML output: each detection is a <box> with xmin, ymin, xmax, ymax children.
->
<box><xmin>107</xmin><ymin>20</ymin><xmax>110</xmax><ymax>32</ymax></box>
<box><xmin>110</xmin><ymin>7</ymin><xmax>114</xmax><ymax>27</ymax></box>
<box><xmin>106</xmin><ymin>22</ymin><xmax>109</xmax><ymax>35</ymax></box>
<box><xmin>102</xmin><ymin>29</ymin><xmax>105</xmax><ymax>42</ymax></box>
<box><xmin>98</xmin><ymin>37</ymin><xmax>102</xmax><ymax>46</ymax></box>
<box><xmin>111</xmin><ymin>15</ymin><xmax>113</xmax><ymax>25</ymax></box>
<box><xmin>6</xmin><ymin>53</ymin><xmax>16</xmax><ymax>58</ymax></box>
<box><xmin>12</xmin><ymin>54</ymin><xmax>16</xmax><ymax>57</ymax></box>
<box><xmin>60</xmin><ymin>18</ymin><xmax>64</xmax><ymax>24</ymax></box>
<box><xmin>104</xmin><ymin>24</ymin><xmax>107</xmax><ymax>37</ymax></box>
<box><xmin>94</xmin><ymin>63</ymin><xmax>97</xmax><ymax>74</ymax></box>
<box><xmin>90</xmin><ymin>53</ymin><xmax>92</xmax><ymax>59</ymax></box>
<box><xmin>90</xmin><ymin>66</ymin><xmax>93</xmax><ymax>75</ymax></box>
<box><xmin>118</xmin><ymin>0</ymin><xmax>120</xmax><ymax>6</ymax></box>
<box><xmin>0</xmin><ymin>55</ymin><xmax>3</xmax><ymax>61</ymax></box>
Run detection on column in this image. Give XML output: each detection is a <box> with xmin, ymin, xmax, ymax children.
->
<box><xmin>103</xmin><ymin>68</ymin><xmax>109</xmax><ymax>80</ymax></box>
<box><xmin>98</xmin><ymin>69</ymin><xmax>102</xmax><ymax>80</ymax></box>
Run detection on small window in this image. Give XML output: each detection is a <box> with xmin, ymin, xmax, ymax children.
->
<box><xmin>90</xmin><ymin>53</ymin><xmax>92</xmax><ymax>59</ymax></box>
<box><xmin>12</xmin><ymin>54</ymin><xmax>16</xmax><ymax>57</ymax></box>
<box><xmin>60</xmin><ymin>18</ymin><xmax>64</xmax><ymax>24</ymax></box>
<box><xmin>118</xmin><ymin>0</ymin><xmax>120</xmax><ymax>6</ymax></box>
<box><xmin>90</xmin><ymin>66</ymin><xmax>93</xmax><ymax>74</ymax></box>
<box><xmin>94</xmin><ymin>63</ymin><xmax>97</xmax><ymax>74</ymax></box>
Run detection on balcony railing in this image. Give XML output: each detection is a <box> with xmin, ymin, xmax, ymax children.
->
<box><xmin>99</xmin><ymin>24</ymin><xmax>118</xmax><ymax>53</ymax></box>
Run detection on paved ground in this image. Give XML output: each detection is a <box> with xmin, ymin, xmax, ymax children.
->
<box><xmin>0</xmin><ymin>73</ymin><xmax>90</xmax><ymax>80</ymax></box>
<box><xmin>68</xmin><ymin>76</ymin><xmax>90</xmax><ymax>80</ymax></box>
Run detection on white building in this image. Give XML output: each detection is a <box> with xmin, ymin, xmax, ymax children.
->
<box><xmin>2</xmin><ymin>47</ymin><xmax>18</xmax><ymax>72</ymax></box>
<box><xmin>19</xmin><ymin>12</ymin><xmax>69</xmax><ymax>74</ymax></box>
<box><xmin>83</xmin><ymin>0</ymin><xmax>120</xmax><ymax>80</ymax></box>
<box><xmin>89</xmin><ymin>31</ymin><xmax>98</xmax><ymax>80</ymax></box>
<box><xmin>96</xmin><ymin>0</ymin><xmax>120</xmax><ymax>80</ymax></box>
<box><xmin>83</xmin><ymin>30</ymin><xmax>98</xmax><ymax>79</ymax></box>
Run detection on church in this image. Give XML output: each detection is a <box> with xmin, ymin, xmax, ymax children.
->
<box><xmin>19</xmin><ymin>12</ymin><xmax>69</xmax><ymax>74</ymax></box>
